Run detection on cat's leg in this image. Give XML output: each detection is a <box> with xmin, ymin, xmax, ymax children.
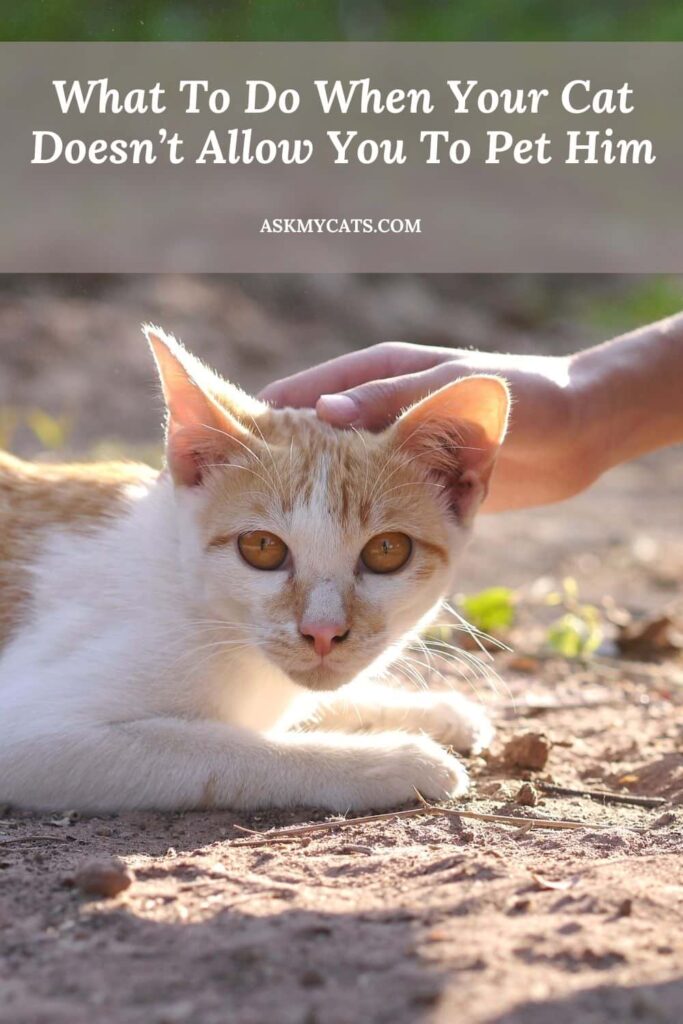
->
<box><xmin>0</xmin><ymin>715</ymin><xmax>468</xmax><ymax>813</ymax></box>
<box><xmin>291</xmin><ymin>683</ymin><xmax>493</xmax><ymax>754</ymax></box>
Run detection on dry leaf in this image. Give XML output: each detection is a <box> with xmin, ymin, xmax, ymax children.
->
<box><xmin>508</xmin><ymin>655</ymin><xmax>541</xmax><ymax>674</ymax></box>
<box><xmin>616</xmin><ymin>614</ymin><xmax>683</xmax><ymax>659</ymax></box>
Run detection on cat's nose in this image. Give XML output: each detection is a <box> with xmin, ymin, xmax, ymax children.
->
<box><xmin>299</xmin><ymin>620</ymin><xmax>350</xmax><ymax>658</ymax></box>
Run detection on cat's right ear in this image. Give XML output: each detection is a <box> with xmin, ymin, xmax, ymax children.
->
<box><xmin>144</xmin><ymin>326</ymin><xmax>252</xmax><ymax>487</ymax></box>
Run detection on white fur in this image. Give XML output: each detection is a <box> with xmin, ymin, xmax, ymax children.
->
<box><xmin>0</xmin><ymin>470</ymin><xmax>489</xmax><ymax>814</ymax></box>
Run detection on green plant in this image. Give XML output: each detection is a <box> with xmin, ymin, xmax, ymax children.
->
<box><xmin>545</xmin><ymin>577</ymin><xmax>603</xmax><ymax>657</ymax></box>
<box><xmin>460</xmin><ymin>587</ymin><xmax>516</xmax><ymax>634</ymax></box>
<box><xmin>25</xmin><ymin>409</ymin><xmax>74</xmax><ymax>451</ymax></box>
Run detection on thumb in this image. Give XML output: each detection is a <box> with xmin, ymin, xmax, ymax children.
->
<box><xmin>316</xmin><ymin>374</ymin><xmax>427</xmax><ymax>431</ymax></box>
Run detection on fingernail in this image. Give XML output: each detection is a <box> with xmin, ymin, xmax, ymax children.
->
<box><xmin>317</xmin><ymin>394</ymin><xmax>359</xmax><ymax>424</ymax></box>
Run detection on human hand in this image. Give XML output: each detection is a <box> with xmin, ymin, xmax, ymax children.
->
<box><xmin>261</xmin><ymin>342</ymin><xmax>598</xmax><ymax>513</ymax></box>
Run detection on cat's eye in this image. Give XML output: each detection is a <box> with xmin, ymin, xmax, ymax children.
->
<box><xmin>238</xmin><ymin>531</ymin><xmax>288</xmax><ymax>571</ymax></box>
<box><xmin>361</xmin><ymin>532</ymin><xmax>412</xmax><ymax>574</ymax></box>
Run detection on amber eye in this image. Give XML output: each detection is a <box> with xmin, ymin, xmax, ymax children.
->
<box><xmin>361</xmin><ymin>532</ymin><xmax>412</xmax><ymax>574</ymax></box>
<box><xmin>238</xmin><ymin>531</ymin><xmax>288</xmax><ymax>571</ymax></box>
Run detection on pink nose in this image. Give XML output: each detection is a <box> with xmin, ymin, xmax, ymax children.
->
<box><xmin>299</xmin><ymin>620</ymin><xmax>350</xmax><ymax>658</ymax></box>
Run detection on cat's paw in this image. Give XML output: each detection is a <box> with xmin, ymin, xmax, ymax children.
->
<box><xmin>343</xmin><ymin>733</ymin><xmax>469</xmax><ymax>811</ymax></box>
<box><xmin>420</xmin><ymin>692</ymin><xmax>494</xmax><ymax>755</ymax></box>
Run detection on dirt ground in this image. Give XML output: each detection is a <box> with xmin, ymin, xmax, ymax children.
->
<box><xmin>0</xmin><ymin>276</ymin><xmax>681</xmax><ymax>1023</ymax></box>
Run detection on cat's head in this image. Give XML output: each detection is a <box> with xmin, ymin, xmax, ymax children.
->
<box><xmin>146</xmin><ymin>327</ymin><xmax>509</xmax><ymax>692</ymax></box>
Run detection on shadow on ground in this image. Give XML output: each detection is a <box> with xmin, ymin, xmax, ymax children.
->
<box><xmin>484</xmin><ymin>976</ymin><xmax>683</xmax><ymax>1024</ymax></box>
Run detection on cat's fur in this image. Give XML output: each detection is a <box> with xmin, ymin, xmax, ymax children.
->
<box><xmin>0</xmin><ymin>329</ymin><xmax>509</xmax><ymax>813</ymax></box>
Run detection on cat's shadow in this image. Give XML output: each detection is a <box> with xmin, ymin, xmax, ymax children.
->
<box><xmin>57</xmin><ymin>895</ymin><xmax>449</xmax><ymax>1021</ymax></box>
<box><xmin>7</xmin><ymin>807</ymin><xmax>455</xmax><ymax>1019</ymax></box>
<box><xmin>481</xmin><ymin>977</ymin><xmax>683</xmax><ymax>1024</ymax></box>
<box><xmin>8</xmin><ymin>810</ymin><xmax>679</xmax><ymax>1021</ymax></box>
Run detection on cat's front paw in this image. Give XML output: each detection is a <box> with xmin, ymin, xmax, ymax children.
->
<box><xmin>421</xmin><ymin>692</ymin><xmax>494</xmax><ymax>755</ymax></box>
<box><xmin>345</xmin><ymin>734</ymin><xmax>469</xmax><ymax>811</ymax></box>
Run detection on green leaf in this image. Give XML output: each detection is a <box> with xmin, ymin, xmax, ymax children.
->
<box><xmin>461</xmin><ymin>587</ymin><xmax>515</xmax><ymax>634</ymax></box>
<box><xmin>26</xmin><ymin>409</ymin><xmax>72</xmax><ymax>451</ymax></box>
<box><xmin>547</xmin><ymin>612</ymin><xmax>603</xmax><ymax>658</ymax></box>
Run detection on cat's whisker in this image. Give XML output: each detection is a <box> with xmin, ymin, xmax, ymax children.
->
<box><xmin>391</xmin><ymin>655</ymin><xmax>430</xmax><ymax>692</ymax></box>
<box><xmin>288</xmin><ymin>436</ymin><xmax>295</xmax><ymax>511</ymax></box>
<box><xmin>411</xmin><ymin>641</ymin><xmax>494</xmax><ymax>695</ymax></box>
<box><xmin>379</xmin><ymin>480</ymin><xmax>447</xmax><ymax>501</ymax></box>
<box><xmin>424</xmin><ymin>644</ymin><xmax>513</xmax><ymax>704</ymax></box>
<box><xmin>178</xmin><ymin>639</ymin><xmax>256</xmax><ymax>680</ymax></box>
<box><xmin>185</xmin><ymin>617</ymin><xmax>251</xmax><ymax>628</ymax></box>
<box><xmin>176</xmin><ymin>636</ymin><xmax>258</xmax><ymax>660</ymax></box>
<box><xmin>410</xmin><ymin>636</ymin><xmax>452</xmax><ymax>688</ymax></box>
<box><xmin>443</xmin><ymin>600</ymin><xmax>512</xmax><ymax>655</ymax></box>
<box><xmin>198</xmin><ymin>422</ymin><xmax>280</xmax><ymax>500</ymax></box>
<box><xmin>369</xmin><ymin>433</ymin><xmax>472</xmax><ymax>505</ymax></box>
<box><xmin>373</xmin><ymin>438</ymin><xmax>487</xmax><ymax>509</ymax></box>
<box><xmin>364</xmin><ymin>422</ymin><xmax>432</xmax><ymax>504</ymax></box>
<box><xmin>247</xmin><ymin>414</ymin><xmax>287</xmax><ymax>500</ymax></box>
<box><xmin>397</xmin><ymin>653</ymin><xmax>450</xmax><ymax>691</ymax></box>
<box><xmin>350</xmin><ymin>427</ymin><xmax>371</xmax><ymax>507</ymax></box>
<box><xmin>426</xmin><ymin>622</ymin><xmax>511</xmax><ymax>653</ymax></box>
<box><xmin>200</xmin><ymin>461</ymin><xmax>279</xmax><ymax>501</ymax></box>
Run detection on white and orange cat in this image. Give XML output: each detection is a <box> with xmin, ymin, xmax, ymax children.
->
<box><xmin>0</xmin><ymin>328</ymin><xmax>509</xmax><ymax>813</ymax></box>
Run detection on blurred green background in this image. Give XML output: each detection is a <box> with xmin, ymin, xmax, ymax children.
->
<box><xmin>4</xmin><ymin>1</ymin><xmax>683</xmax><ymax>41</ymax></box>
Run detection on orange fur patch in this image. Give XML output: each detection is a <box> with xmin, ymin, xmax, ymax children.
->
<box><xmin>0</xmin><ymin>451</ymin><xmax>156</xmax><ymax>646</ymax></box>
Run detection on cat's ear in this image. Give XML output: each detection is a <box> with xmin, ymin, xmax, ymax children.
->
<box><xmin>393</xmin><ymin>375</ymin><xmax>510</xmax><ymax>523</ymax></box>
<box><xmin>144</xmin><ymin>325</ymin><xmax>254</xmax><ymax>487</ymax></box>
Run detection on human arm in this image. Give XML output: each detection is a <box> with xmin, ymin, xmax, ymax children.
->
<box><xmin>260</xmin><ymin>315</ymin><xmax>683</xmax><ymax>513</ymax></box>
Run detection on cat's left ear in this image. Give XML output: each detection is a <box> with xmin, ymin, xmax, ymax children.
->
<box><xmin>144</xmin><ymin>325</ymin><xmax>257</xmax><ymax>487</ymax></box>
<box><xmin>393</xmin><ymin>375</ymin><xmax>510</xmax><ymax>524</ymax></box>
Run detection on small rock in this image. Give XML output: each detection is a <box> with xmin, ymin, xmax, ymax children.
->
<box><xmin>616</xmin><ymin>898</ymin><xmax>633</xmax><ymax>918</ymax></box>
<box><xmin>651</xmin><ymin>811</ymin><xmax>677</xmax><ymax>829</ymax></box>
<box><xmin>506</xmin><ymin>896</ymin><xmax>531</xmax><ymax>915</ymax></box>
<box><xmin>503</xmin><ymin>732</ymin><xmax>552</xmax><ymax>771</ymax></box>
<box><xmin>300</xmin><ymin>969</ymin><xmax>325</xmax><ymax>989</ymax></box>
<box><xmin>515</xmin><ymin>782</ymin><xmax>539</xmax><ymax>806</ymax></box>
<box><xmin>73</xmin><ymin>857</ymin><xmax>134</xmax><ymax>898</ymax></box>
<box><xmin>410</xmin><ymin>987</ymin><xmax>441</xmax><ymax>1008</ymax></box>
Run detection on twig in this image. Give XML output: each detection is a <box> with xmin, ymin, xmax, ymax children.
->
<box><xmin>492</xmin><ymin>697</ymin><xmax>627</xmax><ymax>716</ymax></box>
<box><xmin>231</xmin><ymin>808</ymin><xmax>430</xmax><ymax>843</ymax></box>
<box><xmin>0</xmin><ymin>834</ymin><xmax>74</xmax><ymax>845</ymax></box>
<box><xmin>231</xmin><ymin>803</ymin><xmax>628</xmax><ymax>847</ymax></box>
<box><xmin>536</xmin><ymin>782</ymin><xmax>666</xmax><ymax>809</ymax></box>
<box><xmin>222</xmin><ymin>887</ymin><xmax>296</xmax><ymax>909</ymax></box>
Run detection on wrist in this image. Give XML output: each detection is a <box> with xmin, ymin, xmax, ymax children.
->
<box><xmin>566</xmin><ymin>348</ymin><xmax>615</xmax><ymax>487</ymax></box>
<box><xmin>569</xmin><ymin>314</ymin><xmax>683</xmax><ymax>481</ymax></box>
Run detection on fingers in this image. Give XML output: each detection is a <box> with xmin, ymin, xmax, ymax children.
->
<box><xmin>316</xmin><ymin>365</ymin><xmax>460</xmax><ymax>430</ymax></box>
<box><xmin>259</xmin><ymin>343</ymin><xmax>451</xmax><ymax>409</ymax></box>
<box><xmin>259</xmin><ymin>346</ymin><xmax>398</xmax><ymax>408</ymax></box>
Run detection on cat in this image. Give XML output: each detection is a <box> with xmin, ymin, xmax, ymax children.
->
<box><xmin>0</xmin><ymin>327</ymin><xmax>509</xmax><ymax>813</ymax></box>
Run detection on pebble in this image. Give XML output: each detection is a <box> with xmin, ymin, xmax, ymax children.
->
<box><xmin>503</xmin><ymin>732</ymin><xmax>552</xmax><ymax>771</ymax></box>
<box><xmin>515</xmin><ymin>782</ymin><xmax>539</xmax><ymax>806</ymax></box>
<box><xmin>73</xmin><ymin>857</ymin><xmax>135</xmax><ymax>898</ymax></box>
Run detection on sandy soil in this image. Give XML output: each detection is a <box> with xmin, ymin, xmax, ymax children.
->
<box><xmin>0</xmin><ymin>276</ymin><xmax>681</xmax><ymax>1023</ymax></box>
